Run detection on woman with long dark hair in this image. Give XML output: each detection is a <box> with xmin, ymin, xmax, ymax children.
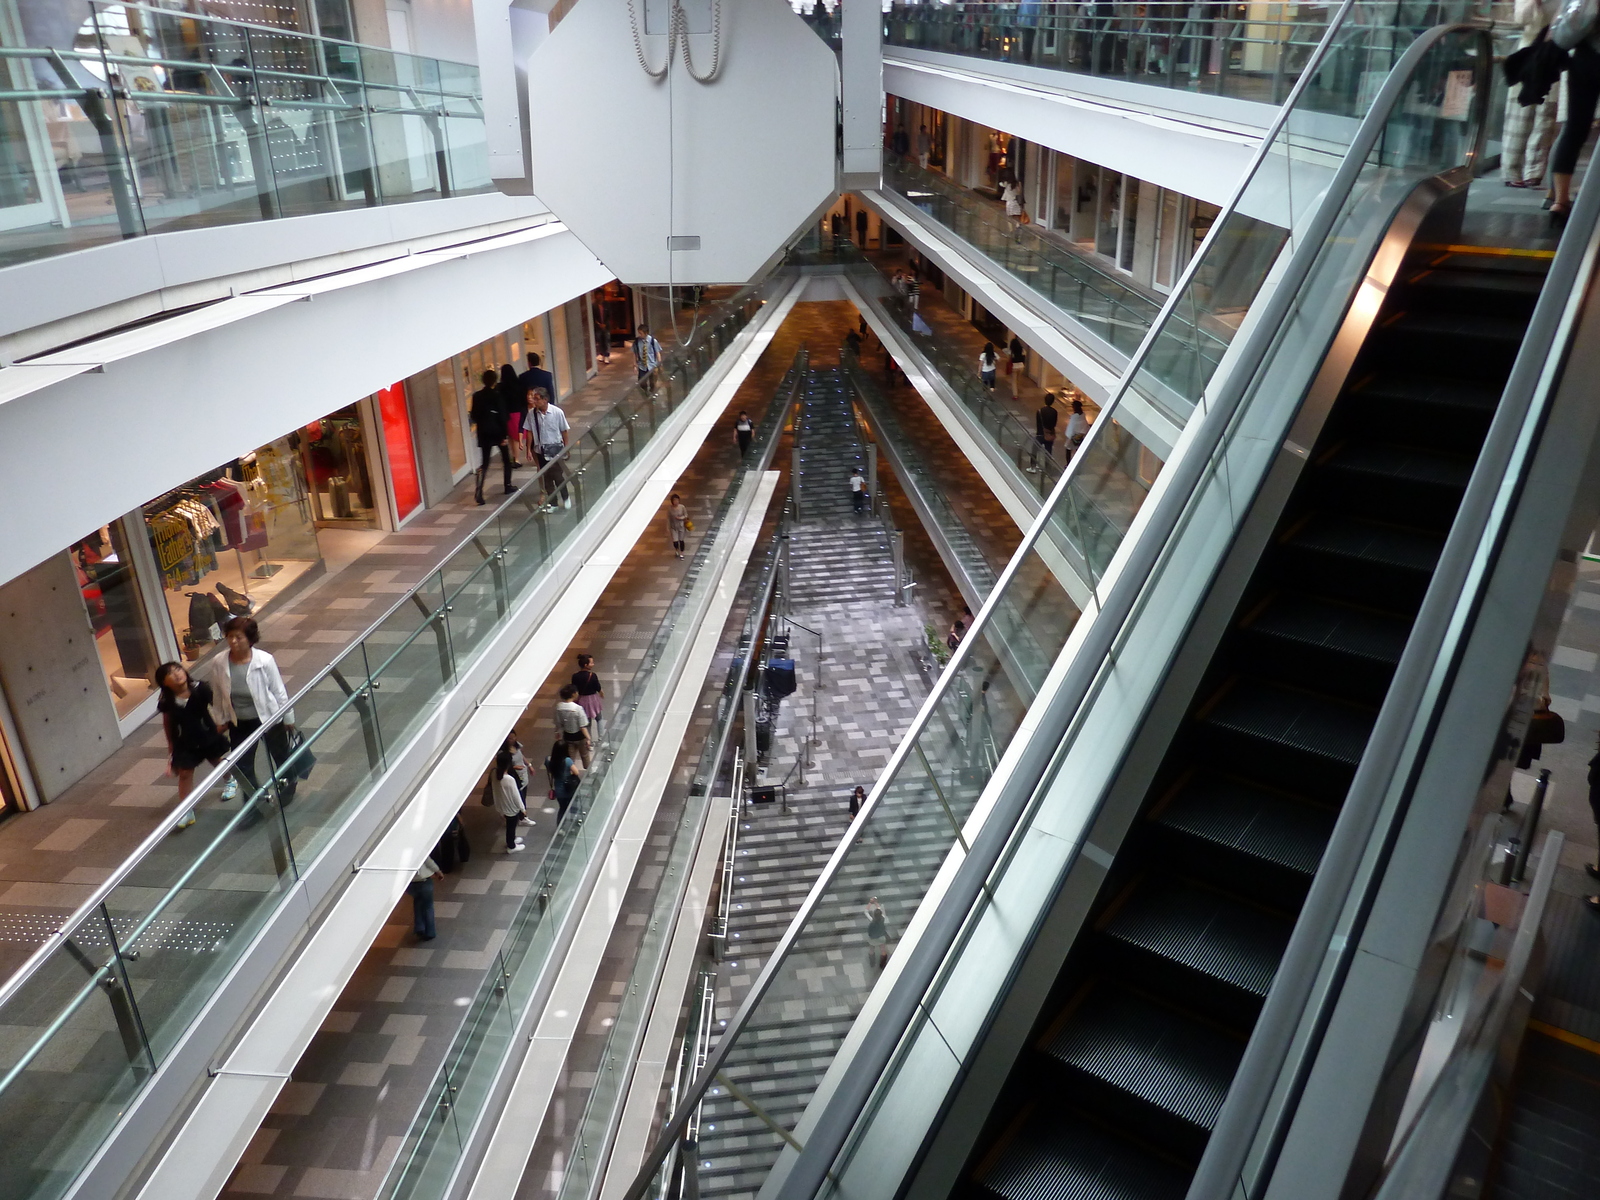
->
<box><xmin>155</xmin><ymin>662</ymin><xmax>230</xmax><ymax>825</ymax></box>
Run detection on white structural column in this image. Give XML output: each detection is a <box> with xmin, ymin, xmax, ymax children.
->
<box><xmin>841</xmin><ymin>0</ymin><xmax>884</xmax><ymax>188</ymax></box>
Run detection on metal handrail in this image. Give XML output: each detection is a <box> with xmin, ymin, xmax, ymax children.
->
<box><xmin>0</xmin><ymin>277</ymin><xmax>776</xmax><ymax>1016</ymax></box>
<box><xmin>775</xmin><ymin>23</ymin><xmax>1494</xmax><ymax>1200</ymax></box>
<box><xmin>617</xmin><ymin>5</ymin><xmax>1375</xmax><ymax>1194</ymax></box>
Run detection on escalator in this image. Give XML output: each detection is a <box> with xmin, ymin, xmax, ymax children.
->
<box><xmin>963</xmin><ymin>246</ymin><xmax>1549</xmax><ymax>1200</ymax></box>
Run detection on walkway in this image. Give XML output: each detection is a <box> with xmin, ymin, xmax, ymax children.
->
<box><xmin>216</xmin><ymin>303</ymin><xmax>818</xmax><ymax>1200</ymax></box>
<box><xmin>0</xmin><ymin>313</ymin><xmax>704</xmax><ymax>986</ymax></box>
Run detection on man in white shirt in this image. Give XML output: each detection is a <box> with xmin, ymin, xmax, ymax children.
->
<box><xmin>528</xmin><ymin>388</ymin><xmax>571</xmax><ymax>510</ymax></box>
<box><xmin>409</xmin><ymin>857</ymin><xmax>442</xmax><ymax>940</ymax></box>
<box><xmin>555</xmin><ymin>684</ymin><xmax>594</xmax><ymax>768</ymax></box>
<box><xmin>850</xmin><ymin>466</ymin><xmax>867</xmax><ymax>514</ymax></box>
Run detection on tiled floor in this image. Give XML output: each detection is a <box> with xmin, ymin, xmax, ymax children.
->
<box><xmin>0</xmin><ymin>318</ymin><xmax>704</xmax><ymax>986</ymax></box>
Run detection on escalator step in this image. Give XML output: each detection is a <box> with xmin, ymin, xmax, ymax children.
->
<box><xmin>975</xmin><ymin>1111</ymin><xmax>1189</xmax><ymax>1200</ymax></box>
<box><xmin>1343</xmin><ymin>374</ymin><xmax>1500</xmax><ymax>454</ymax></box>
<box><xmin>1154</xmin><ymin>776</ymin><xmax>1335</xmax><ymax>878</ymax></box>
<box><xmin>1367</xmin><ymin>311</ymin><xmax>1524</xmax><ymax>379</ymax></box>
<box><xmin>1317</xmin><ymin>443</ymin><xmax>1473</xmax><ymax>529</ymax></box>
<box><xmin>1199</xmin><ymin>680</ymin><xmax>1373</xmax><ymax>780</ymax></box>
<box><xmin>1276</xmin><ymin>515</ymin><xmax>1441</xmax><ymax>612</ymax></box>
<box><xmin>1102</xmin><ymin>880</ymin><xmax>1292</xmax><ymax>999</ymax></box>
<box><xmin>1041</xmin><ymin>986</ymin><xmax>1242</xmax><ymax>1130</ymax></box>
<box><xmin>1237</xmin><ymin>592</ymin><xmax>1409</xmax><ymax>704</ymax></box>
<box><xmin>1403</xmin><ymin>261</ymin><xmax>1545</xmax><ymax>318</ymax></box>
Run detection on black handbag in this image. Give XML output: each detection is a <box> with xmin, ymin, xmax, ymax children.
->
<box><xmin>283</xmin><ymin>726</ymin><xmax>316</xmax><ymax>781</ymax></box>
<box><xmin>1530</xmin><ymin>708</ymin><xmax>1566</xmax><ymax>746</ymax></box>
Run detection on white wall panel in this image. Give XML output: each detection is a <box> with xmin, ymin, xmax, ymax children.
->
<box><xmin>526</xmin><ymin>0</ymin><xmax>836</xmax><ymax>283</ymax></box>
<box><xmin>0</xmin><ymin>229</ymin><xmax>609</xmax><ymax>589</ymax></box>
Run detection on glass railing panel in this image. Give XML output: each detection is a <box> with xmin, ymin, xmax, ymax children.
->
<box><xmin>105</xmin><ymin>779</ymin><xmax>299</xmax><ymax>1062</ymax></box>
<box><xmin>276</xmin><ymin>688</ymin><xmax>388</xmax><ymax>860</ymax></box>
<box><xmin>0</xmin><ymin>271</ymin><xmax>784</xmax><ymax>1200</ymax></box>
<box><xmin>812</xmin><ymin>26</ymin><xmax>1497</xmax><ymax>1197</ymax></box>
<box><xmin>0</xmin><ymin>2</ymin><xmax>487</xmax><ymax>268</ymax></box>
<box><xmin>881</xmin><ymin>1</ymin><xmax>1481</xmax><ymax>112</ymax></box>
<box><xmin>0</xmin><ymin>905</ymin><xmax>144</xmax><ymax>1200</ymax></box>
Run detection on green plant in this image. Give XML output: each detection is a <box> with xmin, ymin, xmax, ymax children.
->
<box><xmin>925</xmin><ymin>623</ymin><xmax>951</xmax><ymax>667</ymax></box>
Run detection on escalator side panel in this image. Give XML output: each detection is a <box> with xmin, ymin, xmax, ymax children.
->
<box><xmin>958</xmin><ymin>228</ymin><xmax>1548</xmax><ymax>1200</ymax></box>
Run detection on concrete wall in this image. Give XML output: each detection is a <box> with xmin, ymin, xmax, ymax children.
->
<box><xmin>0</xmin><ymin>553</ymin><xmax>122</xmax><ymax>802</ymax></box>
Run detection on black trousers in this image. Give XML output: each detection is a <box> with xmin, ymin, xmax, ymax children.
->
<box><xmin>229</xmin><ymin>717</ymin><xmax>293</xmax><ymax>796</ymax></box>
<box><xmin>478</xmin><ymin>441</ymin><xmax>513</xmax><ymax>493</ymax></box>
<box><xmin>504</xmin><ymin>814</ymin><xmax>522</xmax><ymax>849</ymax></box>
<box><xmin>1555</xmin><ymin>45</ymin><xmax>1600</xmax><ymax>177</ymax></box>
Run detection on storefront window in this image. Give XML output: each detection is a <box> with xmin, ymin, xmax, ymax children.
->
<box><xmin>71</xmin><ymin>523</ymin><xmax>160</xmax><ymax>718</ymax></box>
<box><xmin>144</xmin><ymin>436</ymin><xmax>322</xmax><ymax>661</ymax></box>
<box><xmin>300</xmin><ymin>404</ymin><xmax>379</xmax><ymax>526</ymax></box>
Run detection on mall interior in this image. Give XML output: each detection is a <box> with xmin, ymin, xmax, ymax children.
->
<box><xmin>3</xmin><ymin>2</ymin><xmax>1600</xmax><ymax>1199</ymax></box>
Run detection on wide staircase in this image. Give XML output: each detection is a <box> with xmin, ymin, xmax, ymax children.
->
<box><xmin>692</xmin><ymin>366</ymin><xmax>948</xmax><ymax>1197</ymax></box>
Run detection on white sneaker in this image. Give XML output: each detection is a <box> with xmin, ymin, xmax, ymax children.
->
<box><xmin>518</xmin><ymin>816</ymin><xmax>535</xmax><ymax>826</ymax></box>
<box><xmin>507</xmin><ymin>840</ymin><xmax>525</xmax><ymax>852</ymax></box>
<box><xmin>220</xmin><ymin>778</ymin><xmax>240</xmax><ymax>801</ymax></box>
<box><xmin>563</xmin><ymin>497</ymin><xmax>572</xmax><ymax>510</ymax></box>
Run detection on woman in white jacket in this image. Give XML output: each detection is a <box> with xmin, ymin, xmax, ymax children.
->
<box><xmin>208</xmin><ymin>617</ymin><xmax>297</xmax><ymax>801</ymax></box>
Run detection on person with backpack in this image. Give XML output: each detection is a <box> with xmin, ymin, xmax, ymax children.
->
<box><xmin>470</xmin><ymin>369</ymin><xmax>512</xmax><ymax>506</ymax></box>
<box><xmin>633</xmin><ymin>323</ymin><xmax>664</xmax><ymax>383</ymax></box>
<box><xmin>155</xmin><ymin>662</ymin><xmax>231</xmax><ymax>825</ymax></box>
<box><xmin>555</xmin><ymin>684</ymin><xmax>594</xmax><ymax>768</ymax></box>
<box><xmin>1031</xmin><ymin>392</ymin><xmax>1058</xmax><ymax>472</ymax></box>
<box><xmin>546</xmin><ymin>738</ymin><xmax>585</xmax><ymax>819</ymax></box>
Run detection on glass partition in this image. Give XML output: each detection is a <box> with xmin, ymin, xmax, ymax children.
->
<box><xmin>0</xmin><ymin>271</ymin><xmax>790</xmax><ymax>1200</ymax></box>
<box><xmin>0</xmin><ymin>0</ymin><xmax>488</xmax><ymax>270</ymax></box>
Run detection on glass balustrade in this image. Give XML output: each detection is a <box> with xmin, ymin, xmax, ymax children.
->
<box><xmin>0</xmin><ymin>272</ymin><xmax>789</xmax><ymax>1200</ymax></box>
<box><xmin>626</xmin><ymin>11</ymin><xmax>1479</xmax><ymax>1196</ymax></box>
<box><xmin>377</xmin><ymin>349</ymin><xmax>807</xmax><ymax>1200</ymax></box>
<box><xmin>882</xmin><ymin>0</ymin><xmax>1485</xmax><ymax>113</ymax></box>
<box><xmin>0</xmin><ymin>0</ymin><xmax>490</xmax><ymax>270</ymax></box>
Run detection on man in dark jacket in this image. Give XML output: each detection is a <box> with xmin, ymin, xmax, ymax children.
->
<box><xmin>470</xmin><ymin>369</ymin><xmax>513</xmax><ymax>505</ymax></box>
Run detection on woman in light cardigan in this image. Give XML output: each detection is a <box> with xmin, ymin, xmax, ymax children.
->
<box><xmin>207</xmin><ymin>616</ymin><xmax>296</xmax><ymax>800</ymax></box>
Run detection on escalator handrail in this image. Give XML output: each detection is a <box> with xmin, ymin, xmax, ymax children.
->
<box><xmin>615</xmin><ymin>5</ymin><xmax>1384</xmax><ymax>1197</ymax></box>
<box><xmin>766</xmin><ymin>22</ymin><xmax>1494</xmax><ymax>1200</ymax></box>
<box><xmin>1195</xmin><ymin>82</ymin><xmax>1600</xmax><ymax>1200</ymax></box>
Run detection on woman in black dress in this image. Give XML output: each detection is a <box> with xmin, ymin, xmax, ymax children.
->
<box><xmin>156</xmin><ymin>662</ymin><xmax>231</xmax><ymax>821</ymax></box>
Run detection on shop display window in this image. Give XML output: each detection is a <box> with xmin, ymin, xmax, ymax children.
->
<box><xmin>143</xmin><ymin>435</ymin><xmax>322</xmax><ymax>661</ymax></box>
<box><xmin>432</xmin><ymin>359</ymin><xmax>469</xmax><ymax>474</ymax></box>
<box><xmin>299</xmin><ymin>404</ymin><xmax>379</xmax><ymax>526</ymax></box>
<box><xmin>377</xmin><ymin>381</ymin><xmax>422</xmax><ymax>521</ymax></box>
<box><xmin>550</xmin><ymin>304</ymin><xmax>575</xmax><ymax>398</ymax></box>
<box><xmin>71</xmin><ymin>523</ymin><xmax>160</xmax><ymax>717</ymax></box>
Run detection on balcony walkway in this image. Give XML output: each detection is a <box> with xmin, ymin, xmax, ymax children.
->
<box><xmin>0</xmin><ymin>325</ymin><xmax>692</xmax><ymax>987</ymax></box>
